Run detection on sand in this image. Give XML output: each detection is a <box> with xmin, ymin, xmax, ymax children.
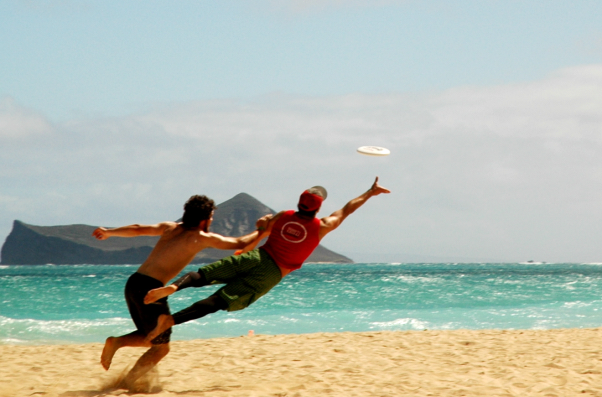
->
<box><xmin>1</xmin><ymin>328</ymin><xmax>602</xmax><ymax>396</ymax></box>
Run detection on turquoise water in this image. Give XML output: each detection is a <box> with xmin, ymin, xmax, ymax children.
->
<box><xmin>1</xmin><ymin>263</ymin><xmax>602</xmax><ymax>345</ymax></box>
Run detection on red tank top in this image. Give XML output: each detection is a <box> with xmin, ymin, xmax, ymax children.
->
<box><xmin>261</xmin><ymin>210</ymin><xmax>321</xmax><ymax>271</ymax></box>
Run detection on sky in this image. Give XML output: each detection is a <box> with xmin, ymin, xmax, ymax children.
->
<box><xmin>1</xmin><ymin>0</ymin><xmax>602</xmax><ymax>263</ymax></box>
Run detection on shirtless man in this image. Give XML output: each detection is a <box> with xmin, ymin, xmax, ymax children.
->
<box><xmin>144</xmin><ymin>177</ymin><xmax>390</xmax><ymax>341</ymax></box>
<box><xmin>92</xmin><ymin>195</ymin><xmax>266</xmax><ymax>388</ymax></box>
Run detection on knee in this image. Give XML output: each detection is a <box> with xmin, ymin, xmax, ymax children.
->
<box><xmin>209</xmin><ymin>294</ymin><xmax>228</xmax><ymax>311</ymax></box>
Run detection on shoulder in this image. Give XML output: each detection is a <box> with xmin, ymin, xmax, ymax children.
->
<box><xmin>158</xmin><ymin>221</ymin><xmax>178</xmax><ymax>231</ymax></box>
<box><xmin>201</xmin><ymin>231</ymin><xmax>221</xmax><ymax>238</ymax></box>
<box><xmin>270</xmin><ymin>211</ymin><xmax>289</xmax><ymax>224</ymax></box>
<box><xmin>198</xmin><ymin>231</ymin><xmax>229</xmax><ymax>243</ymax></box>
<box><xmin>319</xmin><ymin>214</ymin><xmax>341</xmax><ymax>230</ymax></box>
<box><xmin>137</xmin><ymin>221</ymin><xmax>178</xmax><ymax>236</ymax></box>
<box><xmin>269</xmin><ymin>211</ymin><xmax>288</xmax><ymax>223</ymax></box>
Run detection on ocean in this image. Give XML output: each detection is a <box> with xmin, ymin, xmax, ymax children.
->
<box><xmin>1</xmin><ymin>262</ymin><xmax>602</xmax><ymax>345</ymax></box>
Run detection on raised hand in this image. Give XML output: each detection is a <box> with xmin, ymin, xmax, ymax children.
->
<box><xmin>369</xmin><ymin>176</ymin><xmax>391</xmax><ymax>196</ymax></box>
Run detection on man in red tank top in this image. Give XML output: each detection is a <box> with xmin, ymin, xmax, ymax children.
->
<box><xmin>143</xmin><ymin>177</ymin><xmax>390</xmax><ymax>341</ymax></box>
<box><xmin>258</xmin><ymin>186</ymin><xmax>325</xmax><ymax>275</ymax></box>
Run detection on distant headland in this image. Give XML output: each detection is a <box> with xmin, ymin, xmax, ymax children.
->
<box><xmin>0</xmin><ymin>193</ymin><xmax>352</xmax><ymax>265</ymax></box>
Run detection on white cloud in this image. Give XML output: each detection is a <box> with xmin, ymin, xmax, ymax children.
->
<box><xmin>429</xmin><ymin>64</ymin><xmax>602</xmax><ymax>141</ymax></box>
<box><xmin>261</xmin><ymin>0</ymin><xmax>411</xmax><ymax>14</ymax></box>
<box><xmin>2</xmin><ymin>64</ymin><xmax>602</xmax><ymax>262</ymax></box>
<box><xmin>0</xmin><ymin>97</ymin><xmax>53</xmax><ymax>139</ymax></box>
<box><xmin>13</xmin><ymin>0</ymin><xmax>92</xmax><ymax>13</ymax></box>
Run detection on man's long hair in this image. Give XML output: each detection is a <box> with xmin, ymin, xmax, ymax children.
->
<box><xmin>182</xmin><ymin>195</ymin><xmax>216</xmax><ymax>228</ymax></box>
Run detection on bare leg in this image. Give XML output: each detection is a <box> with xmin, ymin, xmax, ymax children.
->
<box><xmin>101</xmin><ymin>330</ymin><xmax>151</xmax><ymax>370</ymax></box>
<box><xmin>119</xmin><ymin>344</ymin><xmax>170</xmax><ymax>390</ymax></box>
<box><xmin>146</xmin><ymin>294</ymin><xmax>227</xmax><ymax>343</ymax></box>
<box><xmin>146</xmin><ymin>314</ymin><xmax>175</xmax><ymax>342</ymax></box>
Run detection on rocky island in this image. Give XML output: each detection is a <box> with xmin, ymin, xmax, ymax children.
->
<box><xmin>0</xmin><ymin>193</ymin><xmax>352</xmax><ymax>265</ymax></box>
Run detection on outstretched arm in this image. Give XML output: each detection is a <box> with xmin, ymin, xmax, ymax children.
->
<box><xmin>92</xmin><ymin>222</ymin><xmax>173</xmax><ymax>240</ymax></box>
<box><xmin>236</xmin><ymin>212</ymin><xmax>283</xmax><ymax>254</ymax></box>
<box><xmin>319</xmin><ymin>177</ymin><xmax>390</xmax><ymax>239</ymax></box>
<box><xmin>204</xmin><ymin>230</ymin><xmax>260</xmax><ymax>250</ymax></box>
<box><xmin>144</xmin><ymin>214</ymin><xmax>278</xmax><ymax>305</ymax></box>
<box><xmin>203</xmin><ymin>214</ymin><xmax>274</xmax><ymax>251</ymax></box>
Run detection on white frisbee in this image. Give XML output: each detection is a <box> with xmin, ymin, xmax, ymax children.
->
<box><xmin>357</xmin><ymin>146</ymin><xmax>390</xmax><ymax>156</ymax></box>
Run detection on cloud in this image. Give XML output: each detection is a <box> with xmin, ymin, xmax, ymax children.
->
<box><xmin>11</xmin><ymin>0</ymin><xmax>92</xmax><ymax>13</ymax></box>
<box><xmin>0</xmin><ymin>97</ymin><xmax>53</xmax><ymax>140</ymax></box>
<box><xmin>258</xmin><ymin>0</ymin><xmax>411</xmax><ymax>15</ymax></box>
<box><xmin>2</xmin><ymin>64</ymin><xmax>602</xmax><ymax>262</ymax></box>
<box><xmin>429</xmin><ymin>65</ymin><xmax>602</xmax><ymax>141</ymax></box>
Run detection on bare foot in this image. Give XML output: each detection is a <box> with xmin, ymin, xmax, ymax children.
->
<box><xmin>146</xmin><ymin>314</ymin><xmax>175</xmax><ymax>342</ymax></box>
<box><xmin>144</xmin><ymin>285</ymin><xmax>177</xmax><ymax>304</ymax></box>
<box><xmin>100</xmin><ymin>336</ymin><xmax>119</xmax><ymax>370</ymax></box>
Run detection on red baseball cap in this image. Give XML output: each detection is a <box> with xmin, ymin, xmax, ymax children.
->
<box><xmin>298</xmin><ymin>186</ymin><xmax>327</xmax><ymax>212</ymax></box>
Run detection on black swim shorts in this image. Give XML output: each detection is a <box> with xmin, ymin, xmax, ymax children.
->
<box><xmin>124</xmin><ymin>272</ymin><xmax>172</xmax><ymax>344</ymax></box>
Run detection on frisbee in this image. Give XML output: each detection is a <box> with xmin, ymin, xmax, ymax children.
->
<box><xmin>357</xmin><ymin>146</ymin><xmax>390</xmax><ymax>156</ymax></box>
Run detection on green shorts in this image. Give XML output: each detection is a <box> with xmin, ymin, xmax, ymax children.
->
<box><xmin>199</xmin><ymin>248</ymin><xmax>282</xmax><ymax>312</ymax></box>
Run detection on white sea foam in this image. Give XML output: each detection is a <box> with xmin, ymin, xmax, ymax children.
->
<box><xmin>388</xmin><ymin>275</ymin><xmax>442</xmax><ymax>284</ymax></box>
<box><xmin>562</xmin><ymin>281</ymin><xmax>578</xmax><ymax>290</ymax></box>
<box><xmin>277</xmin><ymin>316</ymin><xmax>300</xmax><ymax>323</ymax></box>
<box><xmin>0</xmin><ymin>338</ymin><xmax>27</xmax><ymax>344</ymax></box>
<box><xmin>370</xmin><ymin>317</ymin><xmax>429</xmax><ymax>330</ymax></box>
<box><xmin>0</xmin><ymin>316</ymin><xmax>131</xmax><ymax>344</ymax></box>
<box><xmin>563</xmin><ymin>301</ymin><xmax>590</xmax><ymax>308</ymax></box>
<box><xmin>244</xmin><ymin>319</ymin><xmax>269</xmax><ymax>326</ymax></box>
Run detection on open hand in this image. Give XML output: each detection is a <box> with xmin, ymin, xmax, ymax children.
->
<box><xmin>369</xmin><ymin>177</ymin><xmax>391</xmax><ymax>196</ymax></box>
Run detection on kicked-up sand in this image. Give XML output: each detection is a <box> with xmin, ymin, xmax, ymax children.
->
<box><xmin>1</xmin><ymin>328</ymin><xmax>602</xmax><ymax>396</ymax></box>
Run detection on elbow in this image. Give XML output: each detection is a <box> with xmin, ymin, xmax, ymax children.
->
<box><xmin>234</xmin><ymin>238</ymin><xmax>251</xmax><ymax>248</ymax></box>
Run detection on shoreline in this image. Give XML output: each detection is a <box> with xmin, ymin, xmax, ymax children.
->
<box><xmin>1</xmin><ymin>328</ymin><xmax>602</xmax><ymax>396</ymax></box>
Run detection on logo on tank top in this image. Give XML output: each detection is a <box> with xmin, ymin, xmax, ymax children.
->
<box><xmin>280</xmin><ymin>222</ymin><xmax>307</xmax><ymax>243</ymax></box>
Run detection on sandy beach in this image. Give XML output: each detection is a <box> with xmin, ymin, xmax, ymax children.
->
<box><xmin>1</xmin><ymin>328</ymin><xmax>602</xmax><ymax>396</ymax></box>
